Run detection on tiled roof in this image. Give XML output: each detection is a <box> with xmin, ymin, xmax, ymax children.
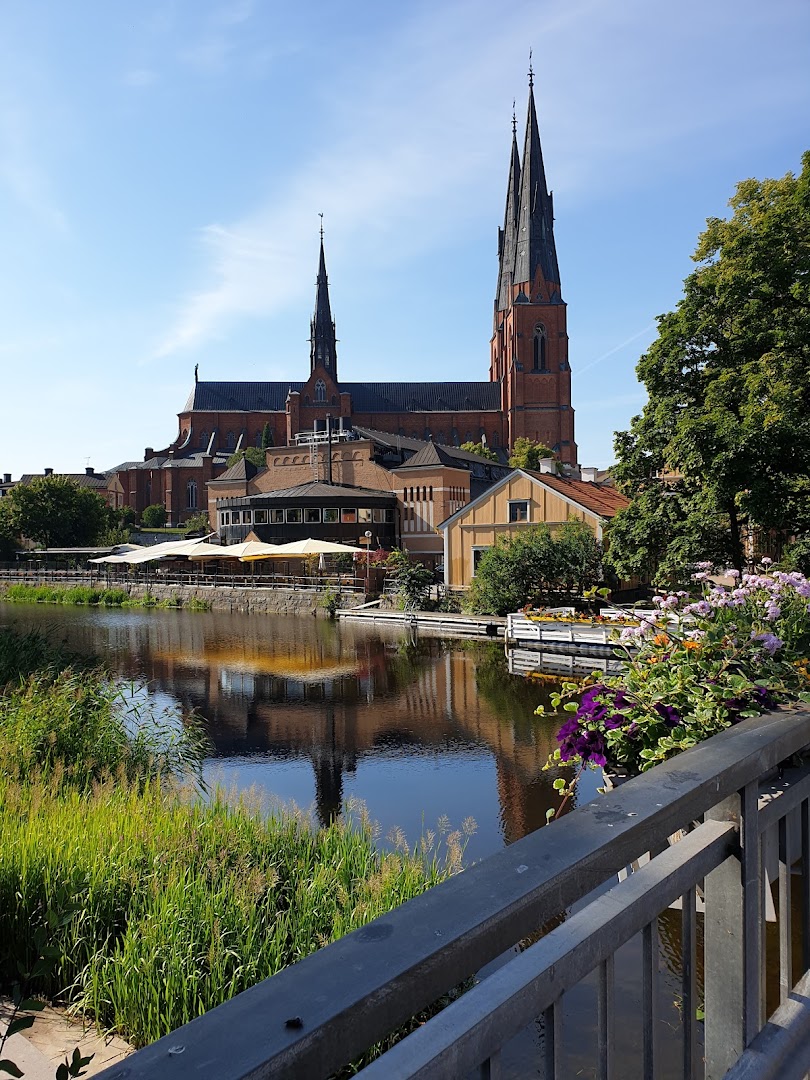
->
<box><xmin>524</xmin><ymin>471</ymin><xmax>630</xmax><ymax>518</ymax></box>
<box><xmin>184</xmin><ymin>380</ymin><xmax>501</xmax><ymax>414</ymax></box>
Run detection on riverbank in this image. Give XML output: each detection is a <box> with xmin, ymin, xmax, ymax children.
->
<box><xmin>0</xmin><ymin>627</ymin><xmax>460</xmax><ymax>1061</ymax></box>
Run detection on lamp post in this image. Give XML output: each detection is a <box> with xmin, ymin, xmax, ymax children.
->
<box><xmin>364</xmin><ymin>530</ymin><xmax>372</xmax><ymax>589</ymax></box>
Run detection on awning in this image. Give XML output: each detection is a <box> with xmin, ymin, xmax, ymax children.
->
<box><xmin>187</xmin><ymin>539</ymin><xmax>282</xmax><ymax>561</ymax></box>
<box><xmin>241</xmin><ymin>538</ymin><xmax>365</xmax><ymax>561</ymax></box>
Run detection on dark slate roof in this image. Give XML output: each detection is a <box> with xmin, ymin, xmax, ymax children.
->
<box><xmin>393</xmin><ymin>441</ymin><xmax>462</xmax><ymax>470</ymax></box>
<box><xmin>236</xmin><ymin>482</ymin><xmax>394</xmax><ymax>502</ymax></box>
<box><xmin>107</xmin><ymin>452</ymin><xmax>229</xmax><ymax>473</ymax></box>
<box><xmin>344</xmin><ymin>382</ymin><xmax>501</xmax><ymax>413</ymax></box>
<box><xmin>183</xmin><ymin>380</ymin><xmax>501</xmax><ymax>414</ymax></box>
<box><xmin>353</xmin><ymin>427</ymin><xmax>509</xmax><ymax>469</ymax></box>
<box><xmin>184</xmin><ymin>382</ymin><xmax>305</xmax><ymax>412</ymax></box>
<box><xmin>18</xmin><ymin>473</ymin><xmax>109</xmax><ymax>490</ymax></box>
<box><xmin>210</xmin><ymin>457</ymin><xmax>263</xmax><ymax>483</ymax></box>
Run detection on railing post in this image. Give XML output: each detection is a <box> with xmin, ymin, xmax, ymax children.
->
<box><xmin>703</xmin><ymin>792</ymin><xmax>745</xmax><ymax>1079</ymax></box>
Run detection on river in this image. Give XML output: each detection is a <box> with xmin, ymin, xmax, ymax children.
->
<box><xmin>1</xmin><ymin>602</ymin><xmax>692</xmax><ymax>1078</ymax></box>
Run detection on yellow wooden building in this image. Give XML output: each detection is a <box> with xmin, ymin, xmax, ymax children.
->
<box><xmin>437</xmin><ymin>467</ymin><xmax>629</xmax><ymax>589</ymax></box>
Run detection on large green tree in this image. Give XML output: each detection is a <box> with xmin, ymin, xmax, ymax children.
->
<box><xmin>2</xmin><ymin>476</ymin><xmax>111</xmax><ymax>549</ymax></box>
<box><xmin>460</xmin><ymin>441</ymin><xmax>498</xmax><ymax>462</ymax></box>
<box><xmin>607</xmin><ymin>152</ymin><xmax>810</xmax><ymax>580</ymax></box>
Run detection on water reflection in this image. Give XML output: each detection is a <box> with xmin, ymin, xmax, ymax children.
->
<box><xmin>0</xmin><ymin>605</ymin><xmax>570</xmax><ymax>859</ymax></box>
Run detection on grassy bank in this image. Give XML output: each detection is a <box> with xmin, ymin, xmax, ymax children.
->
<box><xmin>0</xmin><ymin>628</ymin><xmax>460</xmax><ymax>1055</ymax></box>
<box><xmin>1</xmin><ymin>582</ymin><xmax>210</xmax><ymax>610</ymax></box>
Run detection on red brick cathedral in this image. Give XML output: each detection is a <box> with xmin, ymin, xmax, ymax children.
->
<box><xmin>108</xmin><ymin>78</ymin><xmax>576</xmax><ymax>520</ymax></box>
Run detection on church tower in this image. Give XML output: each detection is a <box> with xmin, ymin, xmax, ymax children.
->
<box><xmin>310</xmin><ymin>233</ymin><xmax>338</xmax><ymax>381</ymax></box>
<box><xmin>490</xmin><ymin>73</ymin><xmax>577</xmax><ymax>464</ymax></box>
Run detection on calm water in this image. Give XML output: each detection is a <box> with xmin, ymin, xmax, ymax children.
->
<box><xmin>0</xmin><ymin>603</ymin><xmax>602</xmax><ymax>862</ymax></box>
<box><xmin>1</xmin><ymin>603</ymin><xmax>689</xmax><ymax>1078</ymax></box>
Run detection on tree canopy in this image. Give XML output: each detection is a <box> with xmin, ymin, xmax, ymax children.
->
<box><xmin>226</xmin><ymin>447</ymin><xmax>266</xmax><ymax>469</ymax></box>
<box><xmin>465</xmin><ymin>520</ymin><xmax>603</xmax><ymax>615</ymax></box>
<box><xmin>460</xmin><ymin>441</ymin><xmax>498</xmax><ymax>462</ymax></box>
<box><xmin>0</xmin><ymin>476</ymin><xmax>111</xmax><ymax>549</ymax></box>
<box><xmin>508</xmin><ymin>438</ymin><xmax>557</xmax><ymax>470</ymax></box>
<box><xmin>607</xmin><ymin>152</ymin><xmax>810</xmax><ymax>581</ymax></box>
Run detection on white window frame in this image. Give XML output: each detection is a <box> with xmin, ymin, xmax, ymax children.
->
<box><xmin>508</xmin><ymin>499</ymin><xmax>530</xmax><ymax>523</ymax></box>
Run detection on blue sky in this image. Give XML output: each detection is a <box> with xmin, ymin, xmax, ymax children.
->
<box><xmin>1</xmin><ymin>0</ymin><xmax>808</xmax><ymax>478</ymax></box>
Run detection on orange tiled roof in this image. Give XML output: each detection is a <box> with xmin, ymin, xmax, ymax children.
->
<box><xmin>524</xmin><ymin>471</ymin><xmax>629</xmax><ymax>518</ymax></box>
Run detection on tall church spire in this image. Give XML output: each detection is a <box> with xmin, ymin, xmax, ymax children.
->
<box><xmin>310</xmin><ymin>223</ymin><xmax>338</xmax><ymax>379</ymax></box>
<box><xmin>496</xmin><ymin>109</ymin><xmax>521</xmax><ymax>312</ymax></box>
<box><xmin>513</xmin><ymin>77</ymin><xmax>560</xmax><ymax>292</ymax></box>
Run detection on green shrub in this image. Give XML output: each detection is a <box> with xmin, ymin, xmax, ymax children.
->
<box><xmin>141</xmin><ymin>504</ymin><xmax>168</xmax><ymax>528</ymax></box>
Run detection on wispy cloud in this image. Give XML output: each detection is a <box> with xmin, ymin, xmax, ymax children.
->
<box><xmin>178</xmin><ymin>0</ymin><xmax>255</xmax><ymax>74</ymax></box>
<box><xmin>0</xmin><ymin>93</ymin><xmax>69</xmax><ymax>234</ymax></box>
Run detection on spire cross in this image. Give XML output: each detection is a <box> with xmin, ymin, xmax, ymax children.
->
<box><xmin>528</xmin><ymin>48</ymin><xmax>534</xmax><ymax>88</ymax></box>
<box><xmin>318</xmin><ymin>212</ymin><xmax>324</xmax><ymax>240</ymax></box>
<box><xmin>512</xmin><ymin>99</ymin><xmax>517</xmax><ymax>135</ymax></box>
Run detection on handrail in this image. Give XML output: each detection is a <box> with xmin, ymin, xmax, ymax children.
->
<box><xmin>95</xmin><ymin>707</ymin><xmax>810</xmax><ymax>1080</ymax></box>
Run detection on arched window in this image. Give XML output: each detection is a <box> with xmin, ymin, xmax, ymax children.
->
<box><xmin>225</xmin><ymin>431</ymin><xmax>236</xmax><ymax>450</ymax></box>
<box><xmin>533</xmin><ymin>324</ymin><xmax>547</xmax><ymax>371</ymax></box>
<box><xmin>255</xmin><ymin>431</ymin><xmax>263</xmax><ymax>446</ymax></box>
<box><xmin>315</xmin><ymin>379</ymin><xmax>326</xmax><ymax>403</ymax></box>
<box><xmin>492</xmin><ymin>431</ymin><xmax>500</xmax><ymax>447</ymax></box>
<box><xmin>186</xmin><ymin>480</ymin><xmax>198</xmax><ymax>509</ymax></box>
<box><xmin>198</xmin><ymin>430</ymin><xmax>209</xmax><ymax>449</ymax></box>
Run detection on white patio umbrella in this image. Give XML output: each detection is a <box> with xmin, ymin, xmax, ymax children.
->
<box><xmin>90</xmin><ymin>537</ymin><xmax>214</xmax><ymax>564</ymax></box>
<box><xmin>240</xmin><ymin>538</ymin><xmax>364</xmax><ymax>561</ymax></box>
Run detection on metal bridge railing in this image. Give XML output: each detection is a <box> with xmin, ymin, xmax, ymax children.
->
<box><xmin>95</xmin><ymin>707</ymin><xmax>810</xmax><ymax>1080</ymax></box>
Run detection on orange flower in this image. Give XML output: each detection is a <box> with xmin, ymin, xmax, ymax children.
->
<box><xmin>683</xmin><ymin>640</ymin><xmax>702</xmax><ymax>651</ymax></box>
<box><xmin>653</xmin><ymin>633</ymin><xmax>670</xmax><ymax>646</ymax></box>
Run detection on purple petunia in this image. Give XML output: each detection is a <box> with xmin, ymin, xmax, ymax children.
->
<box><xmin>653</xmin><ymin>702</ymin><xmax>682</xmax><ymax>728</ymax></box>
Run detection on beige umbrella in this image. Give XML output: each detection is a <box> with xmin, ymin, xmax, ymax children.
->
<box><xmin>188</xmin><ymin>539</ymin><xmax>282</xmax><ymax>560</ymax></box>
<box><xmin>241</xmin><ymin>538</ymin><xmax>364</xmax><ymax>561</ymax></box>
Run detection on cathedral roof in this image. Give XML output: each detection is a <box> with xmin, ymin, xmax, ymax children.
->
<box><xmin>183</xmin><ymin>380</ymin><xmax>501</xmax><ymax>414</ymax></box>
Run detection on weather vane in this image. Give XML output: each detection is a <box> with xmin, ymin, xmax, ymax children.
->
<box><xmin>528</xmin><ymin>48</ymin><xmax>534</xmax><ymax>88</ymax></box>
<box><xmin>512</xmin><ymin>98</ymin><xmax>517</xmax><ymax>135</ymax></box>
<box><xmin>318</xmin><ymin>212</ymin><xmax>324</xmax><ymax>240</ymax></box>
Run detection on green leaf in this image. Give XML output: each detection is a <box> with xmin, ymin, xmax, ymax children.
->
<box><xmin>0</xmin><ymin>1061</ymin><xmax>25</xmax><ymax>1078</ymax></box>
<box><xmin>552</xmin><ymin>777</ymin><xmax>566</xmax><ymax>792</ymax></box>
<box><xmin>17</xmin><ymin>1000</ymin><xmax>45</xmax><ymax>1013</ymax></box>
<box><xmin>6</xmin><ymin>1017</ymin><xmax>35</xmax><ymax>1038</ymax></box>
<box><xmin>562</xmin><ymin>701</ymin><xmax>579</xmax><ymax>712</ymax></box>
<box><xmin>56</xmin><ymin>1064</ymin><xmax>69</xmax><ymax>1080</ymax></box>
<box><xmin>545</xmin><ymin>808</ymin><xmax>556</xmax><ymax>822</ymax></box>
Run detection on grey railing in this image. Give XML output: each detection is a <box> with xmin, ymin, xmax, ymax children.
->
<box><xmin>97</xmin><ymin>708</ymin><xmax>810</xmax><ymax>1080</ymax></box>
<box><xmin>0</xmin><ymin>567</ymin><xmax>367</xmax><ymax>592</ymax></box>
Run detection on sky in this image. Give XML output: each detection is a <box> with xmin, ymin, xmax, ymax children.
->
<box><xmin>0</xmin><ymin>0</ymin><xmax>808</xmax><ymax>478</ymax></box>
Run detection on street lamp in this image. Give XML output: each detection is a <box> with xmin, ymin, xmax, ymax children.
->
<box><xmin>364</xmin><ymin>530</ymin><xmax>372</xmax><ymax>587</ymax></box>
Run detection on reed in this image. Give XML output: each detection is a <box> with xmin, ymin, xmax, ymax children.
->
<box><xmin>2</xmin><ymin>583</ymin><xmax>209</xmax><ymax>610</ymax></box>
<box><xmin>0</xmin><ymin>778</ymin><xmax>457</xmax><ymax>1049</ymax></box>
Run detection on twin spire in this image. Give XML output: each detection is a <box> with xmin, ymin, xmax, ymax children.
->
<box><xmin>496</xmin><ymin>76</ymin><xmax>560</xmax><ymax>312</ymax></box>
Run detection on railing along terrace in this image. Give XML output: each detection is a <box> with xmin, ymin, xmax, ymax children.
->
<box><xmin>0</xmin><ymin>567</ymin><xmax>367</xmax><ymax>592</ymax></box>
<box><xmin>97</xmin><ymin>708</ymin><xmax>810</xmax><ymax>1080</ymax></box>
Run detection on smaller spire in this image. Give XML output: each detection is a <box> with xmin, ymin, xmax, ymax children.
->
<box><xmin>528</xmin><ymin>48</ymin><xmax>534</xmax><ymax>89</ymax></box>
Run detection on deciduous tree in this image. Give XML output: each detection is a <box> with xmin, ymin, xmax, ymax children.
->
<box><xmin>460</xmin><ymin>441</ymin><xmax>498</xmax><ymax>462</ymax></box>
<box><xmin>508</xmin><ymin>438</ymin><xmax>557</xmax><ymax>470</ymax></box>
<box><xmin>608</xmin><ymin>152</ymin><xmax>810</xmax><ymax>580</ymax></box>
<box><xmin>3</xmin><ymin>476</ymin><xmax>110</xmax><ymax>549</ymax></box>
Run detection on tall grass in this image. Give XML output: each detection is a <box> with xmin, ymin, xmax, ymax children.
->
<box><xmin>2</xmin><ymin>583</ymin><xmax>209</xmax><ymax>610</ymax></box>
<box><xmin>0</xmin><ymin>628</ymin><xmax>467</xmax><ymax>1063</ymax></box>
<box><xmin>0</xmin><ymin>779</ymin><xmax>458</xmax><ymax>1049</ymax></box>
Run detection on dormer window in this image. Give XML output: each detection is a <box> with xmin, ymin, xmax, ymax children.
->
<box><xmin>315</xmin><ymin>379</ymin><xmax>326</xmax><ymax>403</ymax></box>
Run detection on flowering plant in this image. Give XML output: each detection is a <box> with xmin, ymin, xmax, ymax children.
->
<box><xmin>540</xmin><ymin>564</ymin><xmax>810</xmax><ymax>793</ymax></box>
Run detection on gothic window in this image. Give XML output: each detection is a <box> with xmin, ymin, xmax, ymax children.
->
<box><xmin>198</xmin><ymin>430</ymin><xmax>209</xmax><ymax>449</ymax></box>
<box><xmin>533</xmin><ymin>324</ymin><xmax>548</xmax><ymax>371</ymax></box>
<box><xmin>315</xmin><ymin>379</ymin><xmax>326</xmax><ymax>403</ymax></box>
<box><xmin>186</xmin><ymin>481</ymin><xmax>197</xmax><ymax>509</ymax></box>
<box><xmin>492</xmin><ymin>431</ymin><xmax>500</xmax><ymax>447</ymax></box>
<box><xmin>225</xmin><ymin>431</ymin><xmax>236</xmax><ymax>449</ymax></box>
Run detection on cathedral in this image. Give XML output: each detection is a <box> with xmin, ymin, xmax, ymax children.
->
<box><xmin>108</xmin><ymin>77</ymin><xmax>576</xmax><ymax>523</ymax></box>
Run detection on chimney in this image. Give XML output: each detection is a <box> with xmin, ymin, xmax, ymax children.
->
<box><xmin>581</xmin><ymin>467</ymin><xmax>599</xmax><ymax>483</ymax></box>
<box><xmin>44</xmin><ymin>467</ymin><xmax>53</xmax><ymax>476</ymax></box>
<box><xmin>3</xmin><ymin>473</ymin><xmax>10</xmax><ymax>484</ymax></box>
<box><xmin>537</xmin><ymin>458</ymin><xmax>556</xmax><ymax>474</ymax></box>
<box><xmin>144</xmin><ymin>448</ymin><xmax>154</xmax><ymax>461</ymax></box>
<box><xmin>85</xmin><ymin>466</ymin><xmax>94</xmax><ymax>476</ymax></box>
